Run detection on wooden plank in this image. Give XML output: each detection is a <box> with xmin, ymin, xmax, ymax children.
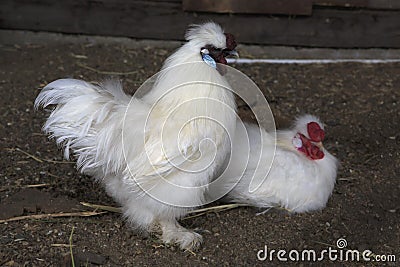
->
<box><xmin>366</xmin><ymin>0</ymin><xmax>400</xmax><ymax>9</ymax></box>
<box><xmin>225</xmin><ymin>9</ymin><xmax>400</xmax><ymax>48</ymax></box>
<box><xmin>0</xmin><ymin>0</ymin><xmax>399</xmax><ymax>48</ymax></box>
<box><xmin>183</xmin><ymin>0</ymin><xmax>313</xmax><ymax>15</ymax></box>
<box><xmin>314</xmin><ymin>0</ymin><xmax>400</xmax><ymax>9</ymax></box>
<box><xmin>314</xmin><ymin>0</ymin><xmax>367</xmax><ymax>8</ymax></box>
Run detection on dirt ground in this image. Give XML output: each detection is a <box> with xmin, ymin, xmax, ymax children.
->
<box><xmin>0</xmin><ymin>33</ymin><xmax>399</xmax><ymax>266</ymax></box>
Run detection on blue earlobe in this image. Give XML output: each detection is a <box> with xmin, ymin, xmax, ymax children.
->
<box><xmin>202</xmin><ymin>54</ymin><xmax>217</xmax><ymax>69</ymax></box>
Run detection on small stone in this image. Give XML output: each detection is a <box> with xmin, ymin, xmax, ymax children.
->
<box><xmin>74</xmin><ymin>251</ymin><xmax>107</xmax><ymax>265</ymax></box>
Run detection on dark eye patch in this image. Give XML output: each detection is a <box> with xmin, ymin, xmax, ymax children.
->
<box><xmin>203</xmin><ymin>44</ymin><xmax>220</xmax><ymax>51</ymax></box>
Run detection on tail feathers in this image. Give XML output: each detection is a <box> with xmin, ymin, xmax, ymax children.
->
<box><xmin>34</xmin><ymin>79</ymin><xmax>130</xmax><ymax>109</ymax></box>
<box><xmin>35</xmin><ymin>79</ymin><xmax>90</xmax><ymax>109</ymax></box>
<box><xmin>35</xmin><ymin>78</ymin><xmax>144</xmax><ymax>176</ymax></box>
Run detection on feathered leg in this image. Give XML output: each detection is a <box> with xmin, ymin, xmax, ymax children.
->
<box><xmin>159</xmin><ymin>219</ymin><xmax>203</xmax><ymax>250</ymax></box>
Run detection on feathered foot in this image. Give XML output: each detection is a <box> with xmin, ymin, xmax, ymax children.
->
<box><xmin>159</xmin><ymin>220</ymin><xmax>203</xmax><ymax>251</ymax></box>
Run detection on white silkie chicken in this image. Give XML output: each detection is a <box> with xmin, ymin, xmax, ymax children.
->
<box><xmin>216</xmin><ymin>114</ymin><xmax>338</xmax><ymax>213</ymax></box>
<box><xmin>34</xmin><ymin>22</ymin><xmax>239</xmax><ymax>250</ymax></box>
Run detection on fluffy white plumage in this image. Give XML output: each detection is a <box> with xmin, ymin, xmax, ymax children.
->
<box><xmin>35</xmin><ymin>22</ymin><xmax>237</xmax><ymax>250</ymax></box>
<box><xmin>216</xmin><ymin>115</ymin><xmax>338</xmax><ymax>213</ymax></box>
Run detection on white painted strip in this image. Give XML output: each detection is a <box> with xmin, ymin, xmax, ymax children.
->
<box><xmin>227</xmin><ymin>58</ymin><xmax>400</xmax><ymax>64</ymax></box>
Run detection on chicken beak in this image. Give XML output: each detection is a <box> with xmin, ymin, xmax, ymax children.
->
<box><xmin>316</xmin><ymin>142</ymin><xmax>324</xmax><ymax>149</ymax></box>
<box><xmin>226</xmin><ymin>49</ymin><xmax>239</xmax><ymax>58</ymax></box>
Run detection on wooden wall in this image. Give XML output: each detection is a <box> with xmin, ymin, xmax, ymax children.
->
<box><xmin>0</xmin><ymin>0</ymin><xmax>399</xmax><ymax>48</ymax></box>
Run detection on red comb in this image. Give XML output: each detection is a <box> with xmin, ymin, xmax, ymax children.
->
<box><xmin>307</xmin><ymin>122</ymin><xmax>325</xmax><ymax>142</ymax></box>
<box><xmin>224</xmin><ymin>33</ymin><xmax>237</xmax><ymax>50</ymax></box>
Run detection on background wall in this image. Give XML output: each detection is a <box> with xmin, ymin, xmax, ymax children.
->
<box><xmin>0</xmin><ymin>0</ymin><xmax>399</xmax><ymax>48</ymax></box>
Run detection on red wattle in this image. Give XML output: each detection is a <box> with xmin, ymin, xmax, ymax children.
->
<box><xmin>297</xmin><ymin>133</ymin><xmax>325</xmax><ymax>160</ymax></box>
